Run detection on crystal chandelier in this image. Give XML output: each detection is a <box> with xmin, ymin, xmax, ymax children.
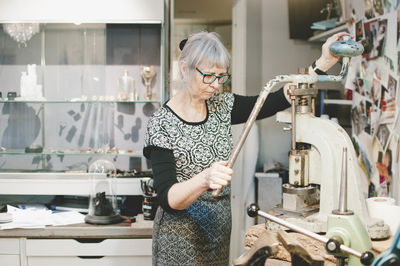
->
<box><xmin>3</xmin><ymin>23</ymin><xmax>40</xmax><ymax>46</ymax></box>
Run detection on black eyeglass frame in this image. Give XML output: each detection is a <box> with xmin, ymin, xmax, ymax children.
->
<box><xmin>195</xmin><ymin>67</ymin><xmax>231</xmax><ymax>84</ymax></box>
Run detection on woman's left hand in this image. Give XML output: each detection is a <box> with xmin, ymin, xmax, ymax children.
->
<box><xmin>314</xmin><ymin>32</ymin><xmax>352</xmax><ymax>73</ymax></box>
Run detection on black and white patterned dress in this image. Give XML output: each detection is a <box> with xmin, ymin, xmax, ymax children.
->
<box><xmin>144</xmin><ymin>88</ymin><xmax>290</xmax><ymax>265</ymax></box>
<box><xmin>145</xmin><ymin>92</ymin><xmax>234</xmax><ymax>265</ymax></box>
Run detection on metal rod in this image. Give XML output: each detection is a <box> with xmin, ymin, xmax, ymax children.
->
<box><xmin>339</xmin><ymin>147</ymin><xmax>348</xmax><ymax>213</ymax></box>
<box><xmin>291</xmin><ymin>97</ymin><xmax>296</xmax><ymax>151</ymax></box>
<box><xmin>312</xmin><ymin>97</ymin><xmax>315</xmax><ymax>116</ymax></box>
<box><xmin>212</xmin><ymin>81</ymin><xmax>278</xmax><ymax>197</ymax></box>
<box><xmin>255</xmin><ymin>209</ymin><xmax>362</xmax><ymax>258</ymax></box>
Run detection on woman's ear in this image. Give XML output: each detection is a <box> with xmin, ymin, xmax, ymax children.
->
<box><xmin>179</xmin><ymin>60</ymin><xmax>186</xmax><ymax>77</ymax></box>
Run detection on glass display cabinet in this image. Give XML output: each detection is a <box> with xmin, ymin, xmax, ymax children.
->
<box><xmin>0</xmin><ymin>0</ymin><xmax>167</xmax><ymax>173</ymax></box>
<box><xmin>0</xmin><ymin>1</ymin><xmax>167</xmax><ymax>265</ymax></box>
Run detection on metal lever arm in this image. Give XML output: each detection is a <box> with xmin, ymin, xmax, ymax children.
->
<box><xmin>212</xmin><ymin>80</ymin><xmax>277</xmax><ymax>197</ymax></box>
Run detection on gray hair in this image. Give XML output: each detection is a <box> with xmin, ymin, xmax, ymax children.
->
<box><xmin>177</xmin><ymin>32</ymin><xmax>231</xmax><ymax>85</ymax></box>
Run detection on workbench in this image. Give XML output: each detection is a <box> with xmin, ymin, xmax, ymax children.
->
<box><xmin>241</xmin><ymin>224</ymin><xmax>394</xmax><ymax>266</ymax></box>
<box><xmin>0</xmin><ymin>214</ymin><xmax>153</xmax><ymax>266</ymax></box>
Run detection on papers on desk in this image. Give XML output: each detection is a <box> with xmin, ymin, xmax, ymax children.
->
<box><xmin>0</xmin><ymin>205</ymin><xmax>85</xmax><ymax>230</ymax></box>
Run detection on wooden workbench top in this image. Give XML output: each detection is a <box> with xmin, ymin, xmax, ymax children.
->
<box><xmin>0</xmin><ymin>214</ymin><xmax>153</xmax><ymax>239</ymax></box>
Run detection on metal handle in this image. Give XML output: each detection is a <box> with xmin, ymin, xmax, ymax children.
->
<box><xmin>212</xmin><ymin>85</ymin><xmax>274</xmax><ymax>198</ymax></box>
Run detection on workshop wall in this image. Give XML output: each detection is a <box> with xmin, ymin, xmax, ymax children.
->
<box><xmin>254</xmin><ymin>0</ymin><xmax>322</xmax><ymax>170</ymax></box>
<box><xmin>344</xmin><ymin>0</ymin><xmax>400</xmax><ymax>204</ymax></box>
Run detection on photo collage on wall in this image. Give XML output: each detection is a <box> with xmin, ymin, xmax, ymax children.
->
<box><xmin>346</xmin><ymin>0</ymin><xmax>400</xmax><ymax>197</ymax></box>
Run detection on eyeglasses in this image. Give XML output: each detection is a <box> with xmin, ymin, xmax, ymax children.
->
<box><xmin>196</xmin><ymin>67</ymin><xmax>231</xmax><ymax>84</ymax></box>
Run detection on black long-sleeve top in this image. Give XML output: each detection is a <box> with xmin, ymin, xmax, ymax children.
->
<box><xmin>143</xmin><ymin>88</ymin><xmax>290</xmax><ymax>212</ymax></box>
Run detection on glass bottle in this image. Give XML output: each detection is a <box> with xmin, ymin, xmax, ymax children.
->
<box><xmin>118</xmin><ymin>70</ymin><xmax>135</xmax><ymax>101</ymax></box>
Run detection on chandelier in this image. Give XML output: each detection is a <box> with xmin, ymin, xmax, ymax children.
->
<box><xmin>3</xmin><ymin>23</ymin><xmax>40</xmax><ymax>46</ymax></box>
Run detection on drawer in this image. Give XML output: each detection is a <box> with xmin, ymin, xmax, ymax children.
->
<box><xmin>0</xmin><ymin>238</ymin><xmax>20</xmax><ymax>254</ymax></box>
<box><xmin>0</xmin><ymin>254</ymin><xmax>20</xmax><ymax>266</ymax></box>
<box><xmin>26</xmin><ymin>238</ymin><xmax>152</xmax><ymax>256</ymax></box>
<box><xmin>28</xmin><ymin>256</ymin><xmax>151</xmax><ymax>266</ymax></box>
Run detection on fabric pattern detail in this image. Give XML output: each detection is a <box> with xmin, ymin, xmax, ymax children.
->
<box><xmin>144</xmin><ymin>92</ymin><xmax>234</xmax><ymax>265</ymax></box>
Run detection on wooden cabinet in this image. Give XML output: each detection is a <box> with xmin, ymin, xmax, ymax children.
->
<box><xmin>0</xmin><ymin>238</ymin><xmax>21</xmax><ymax>266</ymax></box>
<box><xmin>0</xmin><ymin>238</ymin><xmax>152</xmax><ymax>266</ymax></box>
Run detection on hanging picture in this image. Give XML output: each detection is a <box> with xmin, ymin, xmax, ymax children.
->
<box><xmin>356</xmin><ymin>20</ymin><xmax>365</xmax><ymax>41</ymax></box>
<box><xmin>365</xmin><ymin>0</ymin><xmax>376</xmax><ymax>19</ymax></box>
<box><xmin>376</xmin><ymin>123</ymin><xmax>391</xmax><ymax>149</ymax></box>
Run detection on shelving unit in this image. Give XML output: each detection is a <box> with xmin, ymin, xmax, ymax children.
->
<box><xmin>0</xmin><ymin>173</ymin><xmax>145</xmax><ymax>196</ymax></box>
<box><xmin>308</xmin><ymin>23</ymin><xmax>348</xmax><ymax>42</ymax></box>
<box><xmin>0</xmin><ymin>20</ymin><xmax>166</xmax><ymax>172</ymax></box>
<box><xmin>0</xmin><ymin>100</ymin><xmax>160</xmax><ymax>104</ymax></box>
<box><xmin>0</xmin><ymin>1</ymin><xmax>167</xmax><ymax>264</ymax></box>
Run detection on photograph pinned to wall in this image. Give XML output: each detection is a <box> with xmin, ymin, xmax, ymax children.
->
<box><xmin>376</xmin><ymin>123</ymin><xmax>391</xmax><ymax>150</ymax></box>
<box><xmin>387</xmin><ymin>73</ymin><xmax>397</xmax><ymax>99</ymax></box>
<box><xmin>365</xmin><ymin>100</ymin><xmax>374</xmax><ymax>133</ymax></box>
<box><xmin>360</xmin><ymin>58</ymin><xmax>369</xmax><ymax>78</ymax></box>
<box><xmin>398</xmin><ymin>9</ymin><xmax>400</xmax><ymax>43</ymax></box>
<box><xmin>376</xmin><ymin>131</ymin><xmax>399</xmax><ymax>197</ymax></box>
<box><xmin>370</xmin><ymin>19</ymin><xmax>387</xmax><ymax>60</ymax></box>
<box><xmin>376</xmin><ymin>146</ymin><xmax>394</xmax><ymax>196</ymax></box>
<box><xmin>371</xmin><ymin>78</ymin><xmax>382</xmax><ymax>106</ymax></box>
<box><xmin>355</xmin><ymin>78</ymin><xmax>366</xmax><ymax>96</ymax></box>
<box><xmin>396</xmin><ymin>135</ymin><xmax>400</xmax><ymax>163</ymax></box>
<box><xmin>365</xmin><ymin>0</ymin><xmax>376</xmax><ymax>19</ymax></box>
<box><xmin>352</xmin><ymin>135</ymin><xmax>373</xmax><ymax>180</ymax></box>
<box><xmin>380</xmin><ymin>83</ymin><xmax>396</xmax><ymax>123</ymax></box>
<box><xmin>345</xmin><ymin>55</ymin><xmax>361</xmax><ymax>91</ymax></box>
<box><xmin>362</xmin><ymin>19</ymin><xmax>379</xmax><ymax>60</ymax></box>
<box><xmin>393</xmin><ymin>135</ymin><xmax>400</xmax><ymax>203</ymax></box>
<box><xmin>383</xmin><ymin>0</ymin><xmax>396</xmax><ymax>13</ymax></box>
<box><xmin>369</xmin><ymin>140</ymin><xmax>382</xmax><ymax>197</ymax></box>
<box><xmin>370</xmin><ymin>105</ymin><xmax>382</xmax><ymax>135</ymax></box>
<box><xmin>394</xmin><ymin>75</ymin><xmax>400</xmax><ymax>135</ymax></box>
<box><xmin>375</xmin><ymin>60</ymin><xmax>390</xmax><ymax>86</ymax></box>
<box><xmin>356</xmin><ymin>20</ymin><xmax>365</xmax><ymax>41</ymax></box>
<box><xmin>351</xmin><ymin>91</ymin><xmax>368</xmax><ymax>136</ymax></box>
<box><xmin>398</xmin><ymin>44</ymin><xmax>400</xmax><ymax>76</ymax></box>
<box><xmin>373</xmin><ymin>0</ymin><xmax>385</xmax><ymax>16</ymax></box>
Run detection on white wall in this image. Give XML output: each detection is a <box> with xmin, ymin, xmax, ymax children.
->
<box><xmin>256</xmin><ymin>0</ymin><xmax>322</xmax><ymax>169</ymax></box>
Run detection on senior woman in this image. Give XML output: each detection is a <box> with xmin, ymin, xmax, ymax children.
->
<box><xmin>144</xmin><ymin>31</ymin><xmax>348</xmax><ymax>265</ymax></box>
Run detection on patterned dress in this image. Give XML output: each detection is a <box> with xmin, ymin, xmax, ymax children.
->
<box><xmin>144</xmin><ymin>93</ymin><xmax>234</xmax><ymax>265</ymax></box>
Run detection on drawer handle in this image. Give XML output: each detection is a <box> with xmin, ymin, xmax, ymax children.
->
<box><xmin>78</xmin><ymin>256</ymin><xmax>104</xmax><ymax>259</ymax></box>
<box><xmin>74</xmin><ymin>238</ymin><xmax>106</xmax><ymax>243</ymax></box>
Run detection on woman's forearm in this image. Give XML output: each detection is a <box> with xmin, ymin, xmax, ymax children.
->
<box><xmin>167</xmin><ymin>171</ymin><xmax>209</xmax><ymax>210</ymax></box>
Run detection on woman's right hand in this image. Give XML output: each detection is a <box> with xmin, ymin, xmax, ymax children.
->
<box><xmin>203</xmin><ymin>161</ymin><xmax>233</xmax><ymax>190</ymax></box>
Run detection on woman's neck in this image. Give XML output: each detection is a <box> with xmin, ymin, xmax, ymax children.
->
<box><xmin>167</xmin><ymin>90</ymin><xmax>207</xmax><ymax>122</ymax></box>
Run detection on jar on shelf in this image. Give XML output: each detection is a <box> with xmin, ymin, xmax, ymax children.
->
<box><xmin>118</xmin><ymin>70</ymin><xmax>136</xmax><ymax>101</ymax></box>
<box><xmin>85</xmin><ymin>159</ymin><xmax>122</xmax><ymax>224</ymax></box>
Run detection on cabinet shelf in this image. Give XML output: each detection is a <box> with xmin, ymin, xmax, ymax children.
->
<box><xmin>0</xmin><ymin>100</ymin><xmax>160</xmax><ymax>104</ymax></box>
<box><xmin>308</xmin><ymin>24</ymin><xmax>348</xmax><ymax>42</ymax></box>
<box><xmin>0</xmin><ymin>149</ymin><xmax>142</xmax><ymax>157</ymax></box>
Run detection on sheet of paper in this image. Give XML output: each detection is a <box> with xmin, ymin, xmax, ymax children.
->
<box><xmin>0</xmin><ymin>205</ymin><xmax>85</xmax><ymax>230</ymax></box>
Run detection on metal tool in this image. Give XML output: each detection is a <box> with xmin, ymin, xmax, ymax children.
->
<box><xmin>325</xmin><ymin>147</ymin><xmax>373</xmax><ymax>266</ymax></box>
<box><xmin>245</xmin><ymin>147</ymin><xmax>376</xmax><ymax>266</ymax></box>
<box><xmin>212</xmin><ymin>36</ymin><xmax>363</xmax><ymax>198</ymax></box>
<box><xmin>247</xmin><ymin>204</ymin><xmax>375</xmax><ymax>265</ymax></box>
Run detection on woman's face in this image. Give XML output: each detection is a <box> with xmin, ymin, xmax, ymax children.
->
<box><xmin>187</xmin><ymin>62</ymin><xmax>228</xmax><ymax>100</ymax></box>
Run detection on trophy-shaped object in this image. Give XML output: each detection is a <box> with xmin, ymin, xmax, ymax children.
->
<box><xmin>141</xmin><ymin>66</ymin><xmax>156</xmax><ymax>100</ymax></box>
